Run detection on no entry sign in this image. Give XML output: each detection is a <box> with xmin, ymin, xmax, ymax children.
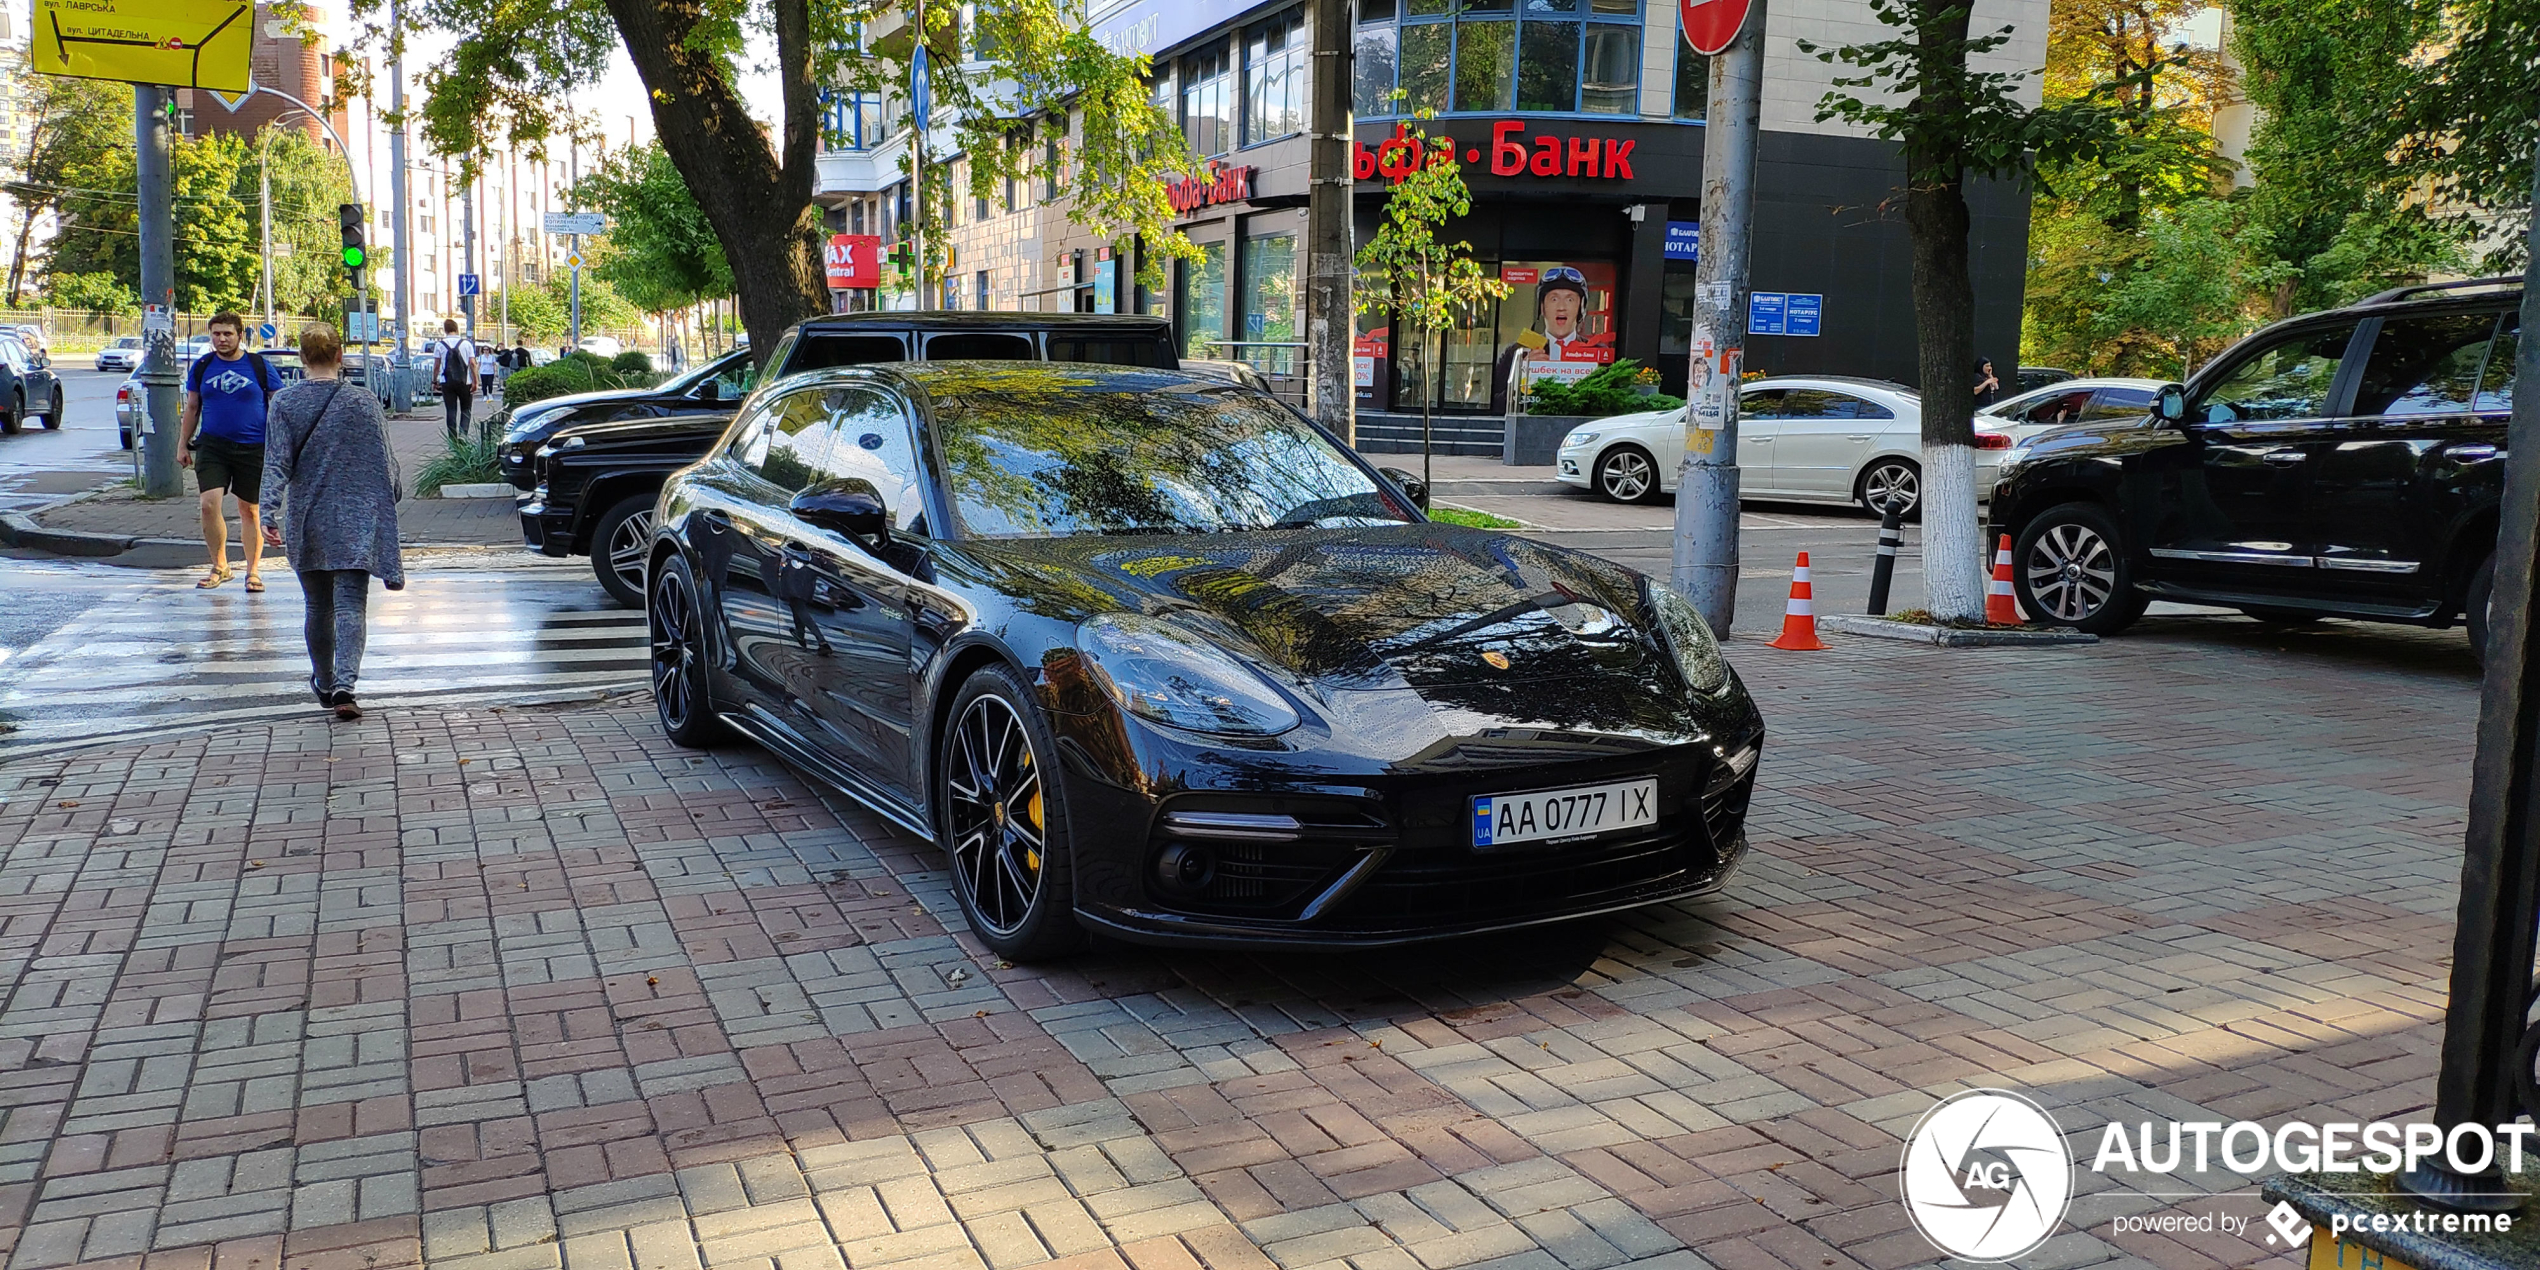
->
<box><xmin>1680</xmin><ymin>0</ymin><xmax>1753</xmax><ymax>56</ymax></box>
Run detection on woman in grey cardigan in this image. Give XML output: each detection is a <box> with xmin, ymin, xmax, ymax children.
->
<box><xmin>260</xmin><ymin>323</ymin><xmax>404</xmax><ymax>720</ymax></box>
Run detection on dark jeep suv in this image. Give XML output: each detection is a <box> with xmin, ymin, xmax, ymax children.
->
<box><xmin>1991</xmin><ymin>278</ymin><xmax>2519</xmax><ymax>660</ymax></box>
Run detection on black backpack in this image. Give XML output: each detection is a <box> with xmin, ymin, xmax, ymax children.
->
<box><xmin>439</xmin><ymin>338</ymin><xmax>473</xmax><ymax>391</ymax></box>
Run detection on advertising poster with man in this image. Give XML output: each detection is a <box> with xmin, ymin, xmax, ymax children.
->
<box><xmin>1491</xmin><ymin>261</ymin><xmax>1616</xmax><ymax>414</ymax></box>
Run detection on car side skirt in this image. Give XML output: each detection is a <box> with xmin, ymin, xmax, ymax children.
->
<box><xmin>716</xmin><ymin>707</ymin><xmax>938</xmax><ymax>842</ymax></box>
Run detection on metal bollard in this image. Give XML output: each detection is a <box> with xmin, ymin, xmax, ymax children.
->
<box><xmin>1866</xmin><ymin>504</ymin><xmax>1904</xmax><ymax>616</ymax></box>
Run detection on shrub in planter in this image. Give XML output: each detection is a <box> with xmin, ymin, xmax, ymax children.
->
<box><xmin>1523</xmin><ymin>358</ymin><xmax>1684</xmax><ymax>417</ymax></box>
<box><xmin>611</xmin><ymin>350</ymin><xmax>654</xmax><ymax>375</ymax></box>
<box><xmin>501</xmin><ymin>356</ymin><xmax>662</xmax><ymax>407</ymax></box>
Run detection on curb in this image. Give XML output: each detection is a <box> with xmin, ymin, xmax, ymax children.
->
<box><xmin>0</xmin><ymin>512</ymin><xmax>136</xmax><ymax>557</ymax></box>
<box><xmin>1818</xmin><ymin>614</ymin><xmax>2099</xmax><ymax>648</ymax></box>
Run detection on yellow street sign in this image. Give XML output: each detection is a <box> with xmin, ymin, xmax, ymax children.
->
<box><xmin>35</xmin><ymin>0</ymin><xmax>254</xmax><ymax>92</ymax></box>
<box><xmin>565</xmin><ymin>252</ymin><xmax>584</xmax><ymax>268</ymax></box>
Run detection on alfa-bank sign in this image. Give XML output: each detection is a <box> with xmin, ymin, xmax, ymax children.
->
<box><xmin>1354</xmin><ymin>121</ymin><xmax>1639</xmax><ymax>182</ymax></box>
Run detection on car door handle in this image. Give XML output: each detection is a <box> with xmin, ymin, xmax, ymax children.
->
<box><xmin>1847</xmin><ymin>434</ymin><xmax>1872</xmax><ymax>442</ymax></box>
<box><xmin>2261</xmin><ymin>450</ymin><xmax>2307</xmax><ymax>465</ymax></box>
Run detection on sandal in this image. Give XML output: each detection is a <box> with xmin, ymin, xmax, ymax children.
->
<box><xmin>244</xmin><ymin>574</ymin><xmax>265</xmax><ymax>594</ymax></box>
<box><xmin>195</xmin><ymin>566</ymin><xmax>233</xmax><ymax>589</ymax></box>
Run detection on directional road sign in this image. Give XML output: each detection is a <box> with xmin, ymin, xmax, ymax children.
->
<box><xmin>36</xmin><ymin>0</ymin><xmax>255</xmax><ymax>91</ymax></box>
<box><xmin>458</xmin><ymin>273</ymin><xmax>479</xmax><ymax>297</ymax></box>
<box><xmin>542</xmin><ymin>212</ymin><xmax>606</xmax><ymax>236</ymax></box>
<box><xmin>565</xmin><ymin>252</ymin><xmax>584</xmax><ymax>269</ymax></box>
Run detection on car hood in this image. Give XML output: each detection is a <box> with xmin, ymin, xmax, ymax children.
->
<box><xmin>956</xmin><ymin>524</ymin><xmax>1686</xmax><ymax>715</ymax></box>
<box><xmin>549</xmin><ymin>412</ymin><xmax>737</xmax><ymax>450</ymax></box>
<box><xmin>1571</xmin><ymin>407</ymin><xmax>1682</xmax><ymax>437</ymax></box>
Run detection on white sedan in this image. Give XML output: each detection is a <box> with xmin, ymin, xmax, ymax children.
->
<box><xmin>1553</xmin><ymin>376</ymin><xmax>2018</xmax><ymax>515</ymax></box>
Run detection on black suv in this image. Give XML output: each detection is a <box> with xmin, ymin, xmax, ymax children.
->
<box><xmin>498</xmin><ymin>347</ymin><xmax>760</xmax><ymax>490</ymax></box>
<box><xmin>1991</xmin><ymin>278</ymin><xmax>2519</xmax><ymax>659</ymax></box>
<box><xmin>522</xmin><ymin>312</ymin><xmax>1180</xmax><ymax>604</ymax></box>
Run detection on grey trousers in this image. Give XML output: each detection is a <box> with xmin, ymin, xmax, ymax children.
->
<box><xmin>298</xmin><ymin>569</ymin><xmax>371</xmax><ymax>698</ymax></box>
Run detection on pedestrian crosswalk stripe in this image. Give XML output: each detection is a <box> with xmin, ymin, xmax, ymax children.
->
<box><xmin>0</xmin><ymin>570</ymin><xmax>651</xmax><ymax>756</ymax></box>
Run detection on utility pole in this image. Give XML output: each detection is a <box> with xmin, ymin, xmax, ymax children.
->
<box><xmin>258</xmin><ymin>139</ymin><xmax>275</xmax><ymax>344</ymax></box>
<box><xmin>911</xmin><ymin>0</ymin><xmax>931</xmax><ymax>309</ymax></box>
<box><xmin>1669</xmin><ymin>0</ymin><xmax>1767</xmax><ymax>636</ymax></box>
<box><xmin>568</xmin><ymin>136</ymin><xmax>582</xmax><ymax>347</ymax></box>
<box><xmin>389</xmin><ymin>0</ymin><xmax>413</xmax><ymax>365</ymax></box>
<box><xmin>134</xmin><ymin>87</ymin><xmax>180</xmax><ymax>498</ymax></box>
<box><xmin>462</xmin><ymin>167</ymin><xmax>478</xmax><ymax>336</ymax></box>
<box><xmin>1305</xmin><ymin>0</ymin><xmax>1353</xmax><ymax>443</ymax></box>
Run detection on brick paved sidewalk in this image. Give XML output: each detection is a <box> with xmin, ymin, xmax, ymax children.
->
<box><xmin>0</xmin><ymin>621</ymin><xmax>2476</xmax><ymax>1270</ymax></box>
<box><xmin>32</xmin><ymin>410</ymin><xmax>519</xmax><ymax>548</ymax></box>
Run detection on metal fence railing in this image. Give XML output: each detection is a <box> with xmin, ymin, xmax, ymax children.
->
<box><xmin>5</xmin><ymin>307</ymin><xmax>658</xmax><ymax>357</ymax></box>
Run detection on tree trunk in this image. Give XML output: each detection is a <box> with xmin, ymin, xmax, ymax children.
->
<box><xmin>4</xmin><ymin>200</ymin><xmax>36</xmax><ymax>307</ymax></box>
<box><xmin>601</xmin><ymin>0</ymin><xmax>823</xmax><ymax>366</ymax></box>
<box><xmin>1904</xmin><ymin>167</ymin><xmax>1985</xmax><ymax>623</ymax></box>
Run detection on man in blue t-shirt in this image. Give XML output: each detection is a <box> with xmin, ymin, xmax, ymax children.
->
<box><xmin>180</xmin><ymin>312</ymin><xmax>287</xmax><ymax>591</ymax></box>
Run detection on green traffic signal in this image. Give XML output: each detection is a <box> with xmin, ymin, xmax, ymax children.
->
<box><xmin>342</xmin><ymin>245</ymin><xmax>365</xmax><ymax>269</ymax></box>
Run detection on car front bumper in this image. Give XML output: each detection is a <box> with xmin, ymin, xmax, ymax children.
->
<box><xmin>518</xmin><ymin>500</ymin><xmax>578</xmax><ymax>557</ymax></box>
<box><xmin>1555</xmin><ymin>452</ymin><xmax>1592</xmax><ymax>487</ymax></box>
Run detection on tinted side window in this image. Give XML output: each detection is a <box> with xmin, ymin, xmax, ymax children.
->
<box><xmin>925</xmin><ymin>332</ymin><xmax>1037</xmax><ymax>360</ymax></box>
<box><xmin>1046</xmin><ymin>336</ymin><xmax>1175</xmax><ymax>367</ymax></box>
<box><xmin>1739</xmin><ymin>389</ymin><xmax>1784</xmax><ymax>419</ymax></box>
<box><xmin>793</xmin><ymin>334</ymin><xmax>909</xmax><ymax>372</ymax></box>
<box><xmin>2478</xmin><ymin>314</ymin><xmax>2517</xmax><ymax>411</ymax></box>
<box><xmin>1830</xmin><ymin>394</ymin><xmax>1895</xmax><ymax>420</ymax></box>
<box><xmin>755</xmin><ymin>390</ymin><xmax>831</xmax><ymax>493</ymax></box>
<box><xmin>2081</xmin><ymin>388</ymin><xmax>2157</xmax><ymax>421</ymax></box>
<box><xmin>807</xmin><ymin>386</ymin><xmax>928</xmax><ymax>534</ymax></box>
<box><xmin>2356</xmin><ymin>313</ymin><xmax>2501</xmax><ymax>417</ymax></box>
<box><xmin>2194</xmin><ymin>323</ymin><xmax>2357</xmax><ymax>423</ymax></box>
<box><xmin>1775</xmin><ymin>390</ymin><xmax>1834</xmax><ymax>419</ymax></box>
<box><xmin>2019</xmin><ymin>389</ymin><xmax>2093</xmax><ymax>424</ymax></box>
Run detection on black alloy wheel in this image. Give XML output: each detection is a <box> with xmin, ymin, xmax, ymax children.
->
<box><xmin>1595</xmin><ymin>445</ymin><xmax>1662</xmax><ymax>504</ymax></box>
<box><xmin>940</xmin><ymin>665</ymin><xmax>1083</xmax><ymax>960</ymax></box>
<box><xmin>649</xmin><ymin>554</ymin><xmax>723</xmax><ymax>747</ymax></box>
<box><xmin>2014</xmin><ymin>502</ymin><xmax>2147</xmax><ymax>634</ymax></box>
<box><xmin>39</xmin><ymin>387</ymin><xmax>61</xmax><ymax>430</ymax></box>
<box><xmin>592</xmin><ymin>494</ymin><xmax>656</xmax><ymax>609</ymax></box>
<box><xmin>1858</xmin><ymin>458</ymin><xmax>1920</xmax><ymax>519</ymax></box>
<box><xmin>0</xmin><ymin>392</ymin><xmax>18</xmax><ymax>436</ymax></box>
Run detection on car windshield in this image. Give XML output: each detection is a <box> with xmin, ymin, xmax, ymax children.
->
<box><xmin>927</xmin><ymin>369</ymin><xmax>1414</xmax><ymax>539</ymax></box>
<box><xmin>659</xmin><ymin>349</ymin><xmax>749</xmax><ymax>394</ymax></box>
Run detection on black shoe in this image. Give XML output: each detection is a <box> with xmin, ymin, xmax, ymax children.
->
<box><xmin>330</xmin><ymin>689</ymin><xmax>362</xmax><ymax>721</ymax></box>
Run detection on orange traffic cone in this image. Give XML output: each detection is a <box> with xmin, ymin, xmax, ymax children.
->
<box><xmin>1769</xmin><ymin>552</ymin><xmax>1828</xmax><ymax>650</ymax></box>
<box><xmin>1985</xmin><ymin>534</ymin><xmax>2023</xmax><ymax>625</ymax></box>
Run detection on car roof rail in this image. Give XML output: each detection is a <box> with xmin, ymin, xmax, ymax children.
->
<box><xmin>2356</xmin><ymin>276</ymin><xmax>2524</xmax><ymax>306</ymax></box>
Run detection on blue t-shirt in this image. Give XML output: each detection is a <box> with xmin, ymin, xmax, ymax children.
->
<box><xmin>187</xmin><ymin>351</ymin><xmax>285</xmax><ymax>445</ymax></box>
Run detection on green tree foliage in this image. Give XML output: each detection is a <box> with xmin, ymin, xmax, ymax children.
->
<box><xmin>570</xmin><ymin>143</ymin><xmax>732</xmax><ymax>314</ymax></box>
<box><xmin>48</xmin><ymin>270</ymin><xmax>139</xmax><ymax>313</ymax></box>
<box><xmin>378</xmin><ymin>0</ymin><xmax>1200</xmax><ymax>356</ymax></box>
<box><xmin>490</xmin><ymin>273</ymin><xmax>641</xmax><ymax>341</ymax></box>
<box><xmin>1351</xmin><ymin>120</ymin><xmax>1510</xmax><ymax>484</ymax></box>
<box><xmin>2</xmin><ymin>59</ymin><xmax>130</xmax><ymax>305</ymax></box>
<box><xmin>244</xmin><ymin>128</ymin><xmax>364</xmax><ymax>317</ymax></box>
<box><xmin>2229</xmin><ymin>0</ymin><xmax>2464</xmax><ymax>311</ymax></box>
<box><xmin>46</xmin><ymin>132</ymin><xmax>262</xmax><ymax>313</ymax></box>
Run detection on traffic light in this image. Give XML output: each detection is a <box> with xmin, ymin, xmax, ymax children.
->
<box><xmin>338</xmin><ymin>204</ymin><xmax>366</xmax><ymax>276</ymax></box>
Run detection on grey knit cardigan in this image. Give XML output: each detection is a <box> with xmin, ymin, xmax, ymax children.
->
<box><xmin>261</xmin><ymin>378</ymin><xmax>406</xmax><ymax>588</ymax></box>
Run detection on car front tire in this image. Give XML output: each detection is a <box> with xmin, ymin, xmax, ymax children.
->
<box><xmin>649</xmin><ymin>553</ymin><xmax>725</xmax><ymax>748</ymax></box>
<box><xmin>38</xmin><ymin>387</ymin><xmax>61</xmax><ymax>430</ymax></box>
<box><xmin>2014</xmin><ymin>502</ymin><xmax>2147</xmax><ymax>634</ymax></box>
<box><xmin>591</xmin><ymin>494</ymin><xmax>655</xmax><ymax>609</ymax></box>
<box><xmin>938</xmin><ymin>663</ymin><xmax>1084</xmax><ymax>961</ymax></box>
<box><xmin>1594</xmin><ymin>444</ymin><xmax>1663</xmax><ymax>504</ymax></box>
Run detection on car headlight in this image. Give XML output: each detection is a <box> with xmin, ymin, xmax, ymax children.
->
<box><xmin>1560</xmin><ymin>430</ymin><xmax>1601</xmax><ymax>449</ymax></box>
<box><xmin>1077</xmin><ymin>614</ymin><xmax>1301</xmax><ymax>736</ymax></box>
<box><xmin>2000</xmin><ymin>445</ymin><xmax>2032</xmax><ymax>467</ymax></box>
<box><xmin>1645</xmin><ymin>579</ymin><xmax>1731</xmax><ymax>695</ymax></box>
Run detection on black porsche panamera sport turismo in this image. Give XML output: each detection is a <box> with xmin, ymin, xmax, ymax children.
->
<box><xmin>646</xmin><ymin>362</ymin><xmax>1765</xmax><ymax>959</ymax></box>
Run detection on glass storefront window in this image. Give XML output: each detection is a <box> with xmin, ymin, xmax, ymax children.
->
<box><xmin>1241</xmin><ymin>233</ymin><xmax>1299</xmax><ymax>377</ymax></box>
<box><xmin>1581</xmin><ymin>24</ymin><xmax>1638</xmax><ymax>113</ymax></box>
<box><xmin>1361</xmin><ymin>2</ymin><xmax>1647</xmax><ymax>118</ymax></box>
<box><xmin>1354</xmin><ymin>23</ymin><xmax>1399</xmax><ymax>116</ymax></box>
<box><xmin>1674</xmin><ymin>44</ymin><xmax>1709</xmax><ymax>119</ymax></box>
<box><xmin>1516</xmin><ymin>21</ymin><xmax>1579</xmax><ymax>111</ymax></box>
<box><xmin>1177</xmin><ymin>242</ymin><xmax>1228</xmax><ymax>361</ymax></box>
<box><xmin>1454</xmin><ymin>21</ymin><xmax>1515</xmax><ymax>113</ymax></box>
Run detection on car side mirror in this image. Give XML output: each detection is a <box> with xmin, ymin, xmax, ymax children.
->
<box><xmin>1378</xmin><ymin>465</ymin><xmax>1429</xmax><ymax>511</ymax></box>
<box><xmin>692</xmin><ymin>380</ymin><xmax>721</xmax><ymax>402</ymax></box>
<box><xmin>2154</xmin><ymin>383</ymin><xmax>2188</xmax><ymax>425</ymax></box>
<box><xmin>792</xmin><ymin>478</ymin><xmax>890</xmax><ymax>549</ymax></box>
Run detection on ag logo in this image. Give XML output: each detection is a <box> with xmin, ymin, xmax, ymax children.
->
<box><xmin>1900</xmin><ymin>1089</ymin><xmax>2073</xmax><ymax>1262</ymax></box>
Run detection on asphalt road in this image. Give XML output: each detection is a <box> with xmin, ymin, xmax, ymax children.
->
<box><xmin>0</xmin><ymin>366</ymin><xmax>136</xmax><ymax>516</ymax></box>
